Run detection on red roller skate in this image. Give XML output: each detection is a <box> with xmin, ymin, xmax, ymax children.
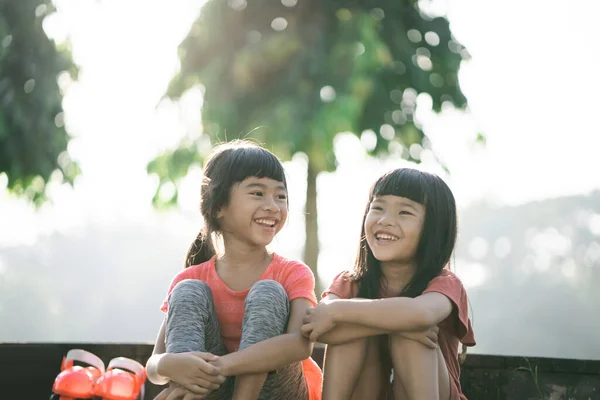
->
<box><xmin>93</xmin><ymin>357</ymin><xmax>146</xmax><ymax>400</ymax></box>
<box><xmin>50</xmin><ymin>349</ymin><xmax>106</xmax><ymax>400</ymax></box>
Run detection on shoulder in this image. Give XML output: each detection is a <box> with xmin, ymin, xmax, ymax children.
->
<box><xmin>424</xmin><ymin>268</ymin><xmax>476</xmax><ymax>345</ymax></box>
<box><xmin>426</xmin><ymin>268</ymin><xmax>466</xmax><ymax>292</ymax></box>
<box><xmin>270</xmin><ymin>254</ymin><xmax>317</xmax><ymax>304</ymax></box>
<box><xmin>323</xmin><ymin>270</ymin><xmax>357</xmax><ymax>299</ymax></box>
<box><xmin>272</xmin><ymin>253</ymin><xmax>314</xmax><ymax>277</ymax></box>
<box><xmin>331</xmin><ymin>270</ymin><xmax>355</xmax><ymax>284</ymax></box>
<box><xmin>422</xmin><ymin>268</ymin><xmax>470</xmax><ymax>309</ymax></box>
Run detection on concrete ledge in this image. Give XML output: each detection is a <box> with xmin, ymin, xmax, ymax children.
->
<box><xmin>1</xmin><ymin>343</ymin><xmax>599</xmax><ymax>399</ymax></box>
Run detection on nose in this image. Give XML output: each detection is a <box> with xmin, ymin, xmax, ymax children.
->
<box><xmin>262</xmin><ymin>195</ymin><xmax>280</xmax><ymax>212</ymax></box>
<box><xmin>377</xmin><ymin>213</ymin><xmax>394</xmax><ymax>226</ymax></box>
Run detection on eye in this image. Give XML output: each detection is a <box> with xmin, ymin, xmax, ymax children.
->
<box><xmin>399</xmin><ymin>210</ymin><xmax>413</xmax><ymax>216</ymax></box>
<box><xmin>250</xmin><ymin>191</ymin><xmax>263</xmax><ymax>197</ymax></box>
<box><xmin>370</xmin><ymin>205</ymin><xmax>383</xmax><ymax>211</ymax></box>
<box><xmin>277</xmin><ymin>194</ymin><xmax>288</xmax><ymax>200</ymax></box>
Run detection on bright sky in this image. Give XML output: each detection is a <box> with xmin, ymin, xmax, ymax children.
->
<box><xmin>1</xmin><ymin>0</ymin><xmax>599</xmax><ymax>284</ymax></box>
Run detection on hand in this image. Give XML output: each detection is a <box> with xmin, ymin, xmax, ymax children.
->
<box><xmin>154</xmin><ymin>383</ymin><xmax>208</xmax><ymax>400</ymax></box>
<box><xmin>396</xmin><ymin>326</ymin><xmax>439</xmax><ymax>349</ymax></box>
<box><xmin>207</xmin><ymin>356</ymin><xmax>228</xmax><ymax>376</ymax></box>
<box><xmin>300</xmin><ymin>300</ymin><xmax>337</xmax><ymax>342</ymax></box>
<box><xmin>159</xmin><ymin>352</ymin><xmax>226</xmax><ymax>395</ymax></box>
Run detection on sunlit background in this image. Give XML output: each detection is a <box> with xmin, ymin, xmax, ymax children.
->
<box><xmin>1</xmin><ymin>0</ymin><xmax>600</xmax><ymax>361</ymax></box>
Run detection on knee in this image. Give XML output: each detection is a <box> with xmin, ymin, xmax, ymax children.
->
<box><xmin>388</xmin><ymin>333</ymin><xmax>435</xmax><ymax>354</ymax></box>
<box><xmin>328</xmin><ymin>335</ymin><xmax>370</xmax><ymax>352</ymax></box>
<box><xmin>246</xmin><ymin>280</ymin><xmax>288</xmax><ymax>306</ymax></box>
<box><xmin>169</xmin><ymin>279</ymin><xmax>212</xmax><ymax>306</ymax></box>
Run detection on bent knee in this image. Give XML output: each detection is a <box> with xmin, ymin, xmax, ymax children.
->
<box><xmin>249</xmin><ymin>279</ymin><xmax>286</xmax><ymax>295</ymax></box>
<box><xmin>246</xmin><ymin>280</ymin><xmax>288</xmax><ymax>304</ymax></box>
<box><xmin>388</xmin><ymin>333</ymin><xmax>437</xmax><ymax>351</ymax></box>
<box><xmin>169</xmin><ymin>279</ymin><xmax>212</xmax><ymax>303</ymax></box>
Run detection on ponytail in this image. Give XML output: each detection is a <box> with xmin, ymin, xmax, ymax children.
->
<box><xmin>185</xmin><ymin>229</ymin><xmax>214</xmax><ymax>268</ymax></box>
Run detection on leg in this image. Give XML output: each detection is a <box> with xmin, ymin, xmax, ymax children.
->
<box><xmin>235</xmin><ymin>280</ymin><xmax>308</xmax><ymax>400</ymax></box>
<box><xmin>389</xmin><ymin>334</ymin><xmax>450</xmax><ymax>400</ymax></box>
<box><xmin>165</xmin><ymin>279</ymin><xmax>233</xmax><ymax>399</ymax></box>
<box><xmin>322</xmin><ymin>335</ymin><xmax>391</xmax><ymax>400</ymax></box>
<box><xmin>259</xmin><ymin>356</ymin><xmax>307</xmax><ymax>400</ymax></box>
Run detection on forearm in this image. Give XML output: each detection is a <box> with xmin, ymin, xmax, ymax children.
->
<box><xmin>317</xmin><ymin>322</ymin><xmax>392</xmax><ymax>345</ymax></box>
<box><xmin>147</xmin><ymin>320</ymin><xmax>168</xmax><ymax>385</ymax></box>
<box><xmin>220</xmin><ymin>333</ymin><xmax>312</xmax><ymax>376</ymax></box>
<box><xmin>146</xmin><ymin>353</ymin><xmax>169</xmax><ymax>385</ymax></box>
<box><xmin>333</xmin><ymin>298</ymin><xmax>433</xmax><ymax>332</ymax></box>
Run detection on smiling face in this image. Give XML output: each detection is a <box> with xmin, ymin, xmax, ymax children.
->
<box><xmin>352</xmin><ymin>168</ymin><xmax>459</xmax><ymax>299</ymax></box>
<box><xmin>217</xmin><ymin>177</ymin><xmax>288</xmax><ymax>248</ymax></box>
<box><xmin>364</xmin><ymin>195</ymin><xmax>426</xmax><ymax>265</ymax></box>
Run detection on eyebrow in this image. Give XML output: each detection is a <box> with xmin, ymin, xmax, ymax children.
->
<box><xmin>245</xmin><ymin>182</ymin><xmax>287</xmax><ymax>191</ymax></box>
<box><xmin>372</xmin><ymin>198</ymin><xmax>420</xmax><ymax>211</ymax></box>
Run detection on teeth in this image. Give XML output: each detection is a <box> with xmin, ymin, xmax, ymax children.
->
<box><xmin>256</xmin><ymin>219</ymin><xmax>276</xmax><ymax>227</ymax></box>
<box><xmin>376</xmin><ymin>233</ymin><xmax>398</xmax><ymax>240</ymax></box>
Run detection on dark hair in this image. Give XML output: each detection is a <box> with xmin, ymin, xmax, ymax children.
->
<box><xmin>351</xmin><ymin>168</ymin><xmax>458</xmax><ymax>299</ymax></box>
<box><xmin>185</xmin><ymin>140</ymin><xmax>287</xmax><ymax>267</ymax></box>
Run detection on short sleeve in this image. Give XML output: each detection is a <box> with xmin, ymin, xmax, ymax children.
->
<box><xmin>160</xmin><ymin>268</ymin><xmax>195</xmax><ymax>313</ymax></box>
<box><xmin>422</xmin><ymin>270</ymin><xmax>476</xmax><ymax>346</ymax></box>
<box><xmin>322</xmin><ymin>271</ymin><xmax>358</xmax><ymax>299</ymax></box>
<box><xmin>282</xmin><ymin>262</ymin><xmax>318</xmax><ymax>306</ymax></box>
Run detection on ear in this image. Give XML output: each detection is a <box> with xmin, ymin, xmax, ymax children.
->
<box><xmin>216</xmin><ymin>206</ymin><xmax>225</xmax><ymax>219</ymax></box>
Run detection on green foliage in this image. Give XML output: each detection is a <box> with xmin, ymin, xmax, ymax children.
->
<box><xmin>147</xmin><ymin>142</ymin><xmax>207</xmax><ymax>207</ymax></box>
<box><xmin>151</xmin><ymin>0</ymin><xmax>469</xmax><ymax>203</ymax></box>
<box><xmin>0</xmin><ymin>0</ymin><xmax>79</xmax><ymax>205</ymax></box>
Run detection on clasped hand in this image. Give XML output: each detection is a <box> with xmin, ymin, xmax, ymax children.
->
<box><xmin>153</xmin><ymin>352</ymin><xmax>226</xmax><ymax>400</ymax></box>
<box><xmin>300</xmin><ymin>299</ymin><xmax>337</xmax><ymax>342</ymax></box>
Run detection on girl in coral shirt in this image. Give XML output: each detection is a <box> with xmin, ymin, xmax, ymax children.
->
<box><xmin>147</xmin><ymin>141</ymin><xmax>322</xmax><ymax>400</ymax></box>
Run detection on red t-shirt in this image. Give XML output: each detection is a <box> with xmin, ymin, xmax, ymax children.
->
<box><xmin>161</xmin><ymin>253</ymin><xmax>322</xmax><ymax>400</ymax></box>
<box><xmin>323</xmin><ymin>268</ymin><xmax>476</xmax><ymax>400</ymax></box>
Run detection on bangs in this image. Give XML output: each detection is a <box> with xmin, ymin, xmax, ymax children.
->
<box><xmin>372</xmin><ymin>168</ymin><xmax>426</xmax><ymax>205</ymax></box>
<box><xmin>226</xmin><ymin>146</ymin><xmax>287</xmax><ymax>186</ymax></box>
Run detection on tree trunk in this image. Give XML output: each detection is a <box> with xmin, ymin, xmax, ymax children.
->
<box><xmin>303</xmin><ymin>160</ymin><xmax>322</xmax><ymax>295</ymax></box>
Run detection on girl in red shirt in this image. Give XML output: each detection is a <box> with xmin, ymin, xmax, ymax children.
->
<box><xmin>146</xmin><ymin>141</ymin><xmax>322</xmax><ymax>400</ymax></box>
<box><xmin>302</xmin><ymin>168</ymin><xmax>475</xmax><ymax>400</ymax></box>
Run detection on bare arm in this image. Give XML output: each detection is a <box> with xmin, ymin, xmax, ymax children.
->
<box><xmin>303</xmin><ymin>292</ymin><xmax>453</xmax><ymax>343</ymax></box>
<box><xmin>331</xmin><ymin>292</ymin><xmax>453</xmax><ymax>332</ymax></box>
<box><xmin>217</xmin><ymin>298</ymin><xmax>314</xmax><ymax>376</ymax></box>
<box><xmin>306</xmin><ymin>295</ymin><xmax>393</xmax><ymax>345</ymax></box>
<box><xmin>146</xmin><ymin>318</ymin><xmax>168</xmax><ymax>384</ymax></box>
<box><xmin>153</xmin><ymin>318</ymin><xmax>167</xmax><ymax>354</ymax></box>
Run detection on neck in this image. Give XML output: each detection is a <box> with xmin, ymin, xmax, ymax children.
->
<box><xmin>219</xmin><ymin>236</ymin><xmax>270</xmax><ymax>269</ymax></box>
<box><xmin>380</xmin><ymin>260</ymin><xmax>416</xmax><ymax>296</ymax></box>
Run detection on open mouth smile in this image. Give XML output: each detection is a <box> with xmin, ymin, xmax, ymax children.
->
<box><xmin>255</xmin><ymin>218</ymin><xmax>279</xmax><ymax>229</ymax></box>
<box><xmin>374</xmin><ymin>231</ymin><xmax>399</xmax><ymax>243</ymax></box>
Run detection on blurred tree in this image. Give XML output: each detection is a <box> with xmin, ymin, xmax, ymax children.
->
<box><xmin>148</xmin><ymin>0</ymin><xmax>470</xmax><ymax>286</ymax></box>
<box><xmin>0</xmin><ymin>0</ymin><xmax>79</xmax><ymax>205</ymax></box>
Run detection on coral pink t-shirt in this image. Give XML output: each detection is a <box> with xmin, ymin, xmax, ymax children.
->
<box><xmin>323</xmin><ymin>269</ymin><xmax>475</xmax><ymax>400</ymax></box>
<box><xmin>161</xmin><ymin>253</ymin><xmax>322</xmax><ymax>400</ymax></box>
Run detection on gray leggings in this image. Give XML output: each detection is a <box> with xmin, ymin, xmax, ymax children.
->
<box><xmin>165</xmin><ymin>279</ymin><xmax>308</xmax><ymax>400</ymax></box>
